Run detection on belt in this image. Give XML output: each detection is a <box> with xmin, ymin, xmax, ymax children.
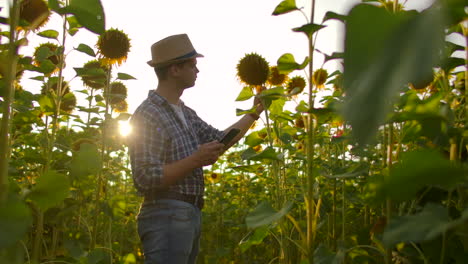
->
<box><xmin>144</xmin><ymin>192</ymin><xmax>204</xmax><ymax>210</ymax></box>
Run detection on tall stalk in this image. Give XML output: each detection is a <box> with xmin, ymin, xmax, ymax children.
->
<box><xmin>305</xmin><ymin>0</ymin><xmax>317</xmax><ymax>262</ymax></box>
<box><xmin>385</xmin><ymin>123</ymin><xmax>394</xmax><ymax>264</ymax></box>
<box><xmin>32</xmin><ymin>8</ymin><xmax>69</xmax><ymax>262</ymax></box>
<box><xmin>0</xmin><ymin>0</ymin><xmax>20</xmax><ymax>204</ymax></box>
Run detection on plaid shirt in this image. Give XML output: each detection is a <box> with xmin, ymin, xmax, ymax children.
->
<box><xmin>128</xmin><ymin>90</ymin><xmax>224</xmax><ymax>197</ymax></box>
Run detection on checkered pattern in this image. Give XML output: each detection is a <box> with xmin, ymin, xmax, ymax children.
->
<box><xmin>128</xmin><ymin>91</ymin><xmax>224</xmax><ymax>196</ymax></box>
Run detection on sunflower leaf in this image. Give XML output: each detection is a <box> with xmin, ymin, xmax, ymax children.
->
<box><xmin>117</xmin><ymin>72</ymin><xmax>137</xmax><ymax>80</ymax></box>
<box><xmin>272</xmin><ymin>0</ymin><xmax>299</xmax><ymax>16</ymax></box>
<box><xmin>322</xmin><ymin>11</ymin><xmax>346</xmax><ymax>23</ymax></box>
<box><xmin>75</xmin><ymin>43</ymin><xmax>96</xmax><ymax>57</ymax></box>
<box><xmin>235</xmin><ymin>86</ymin><xmax>254</xmax><ymax>101</ymax></box>
<box><xmin>293</xmin><ymin>23</ymin><xmax>326</xmax><ymax>37</ymax></box>
<box><xmin>277</xmin><ymin>53</ymin><xmax>309</xmax><ymax>74</ymax></box>
<box><xmin>342</xmin><ymin>4</ymin><xmax>445</xmax><ymax>145</ymax></box>
<box><xmin>245</xmin><ymin>201</ymin><xmax>293</xmax><ymax>229</ymax></box>
<box><xmin>37</xmin><ymin>30</ymin><xmax>59</xmax><ymax>39</ymax></box>
<box><xmin>62</xmin><ymin>0</ymin><xmax>105</xmax><ymax>35</ymax></box>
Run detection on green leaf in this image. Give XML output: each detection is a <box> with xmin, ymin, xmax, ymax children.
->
<box><xmin>239</xmin><ymin>226</ymin><xmax>269</xmax><ymax>252</ymax></box>
<box><xmin>70</xmin><ymin>142</ymin><xmax>102</xmax><ymax>180</ymax></box>
<box><xmin>324</xmin><ymin>52</ymin><xmax>344</xmax><ymax>64</ymax></box>
<box><xmin>241</xmin><ymin>146</ymin><xmax>282</xmax><ymax>161</ymax></box>
<box><xmin>0</xmin><ymin>194</ymin><xmax>33</xmax><ymax>249</ymax></box>
<box><xmin>235</xmin><ymin>86</ymin><xmax>254</xmax><ymax>101</ymax></box>
<box><xmin>272</xmin><ymin>0</ymin><xmax>299</xmax><ymax>16</ymax></box>
<box><xmin>75</xmin><ymin>43</ymin><xmax>95</xmax><ymax>57</ymax></box>
<box><xmin>66</xmin><ymin>16</ymin><xmax>82</xmax><ymax>36</ymax></box>
<box><xmin>383</xmin><ymin>204</ymin><xmax>468</xmax><ymax>247</ymax></box>
<box><xmin>117</xmin><ymin>72</ymin><xmax>137</xmax><ymax>80</ymax></box>
<box><xmin>74</xmin><ymin>67</ymin><xmax>106</xmax><ymax>77</ymax></box>
<box><xmin>36</xmin><ymin>60</ymin><xmax>57</xmax><ymax>74</ymax></box>
<box><xmin>27</xmin><ymin>170</ymin><xmax>70</xmax><ymax>211</ymax></box>
<box><xmin>123</xmin><ymin>253</ymin><xmax>137</xmax><ymax>264</ymax></box>
<box><xmin>342</xmin><ymin>5</ymin><xmax>445</xmax><ymax>145</ymax></box>
<box><xmin>62</xmin><ymin>0</ymin><xmax>105</xmax><ymax>34</ymax></box>
<box><xmin>244</xmin><ymin>131</ymin><xmax>265</xmax><ymax>147</ymax></box>
<box><xmin>38</xmin><ymin>95</ymin><xmax>55</xmax><ymax>112</ymax></box>
<box><xmin>322</xmin><ymin>11</ymin><xmax>346</xmax><ymax>23</ymax></box>
<box><xmin>277</xmin><ymin>53</ymin><xmax>309</xmax><ymax>74</ymax></box>
<box><xmin>48</xmin><ymin>0</ymin><xmax>61</xmax><ymax>12</ymax></box>
<box><xmin>245</xmin><ymin>201</ymin><xmax>293</xmax><ymax>229</ymax></box>
<box><xmin>383</xmin><ymin>149</ymin><xmax>466</xmax><ymax>202</ymax></box>
<box><xmin>37</xmin><ymin>29</ymin><xmax>59</xmax><ymax>39</ymax></box>
<box><xmin>293</xmin><ymin>23</ymin><xmax>326</xmax><ymax>37</ymax></box>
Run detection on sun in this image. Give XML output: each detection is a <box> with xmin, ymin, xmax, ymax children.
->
<box><xmin>119</xmin><ymin>120</ymin><xmax>132</xmax><ymax>137</ymax></box>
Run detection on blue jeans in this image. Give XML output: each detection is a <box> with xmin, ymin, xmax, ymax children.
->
<box><xmin>137</xmin><ymin>199</ymin><xmax>202</xmax><ymax>264</ymax></box>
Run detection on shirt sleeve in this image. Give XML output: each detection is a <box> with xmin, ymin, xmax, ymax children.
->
<box><xmin>128</xmin><ymin>111</ymin><xmax>168</xmax><ymax>194</ymax></box>
<box><xmin>191</xmin><ymin>111</ymin><xmax>224</xmax><ymax>144</ymax></box>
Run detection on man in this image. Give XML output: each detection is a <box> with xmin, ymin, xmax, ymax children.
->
<box><xmin>128</xmin><ymin>34</ymin><xmax>263</xmax><ymax>264</ymax></box>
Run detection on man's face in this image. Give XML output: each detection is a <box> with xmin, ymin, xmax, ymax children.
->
<box><xmin>175</xmin><ymin>58</ymin><xmax>199</xmax><ymax>89</ymax></box>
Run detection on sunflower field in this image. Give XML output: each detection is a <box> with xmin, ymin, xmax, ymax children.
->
<box><xmin>0</xmin><ymin>0</ymin><xmax>467</xmax><ymax>264</ymax></box>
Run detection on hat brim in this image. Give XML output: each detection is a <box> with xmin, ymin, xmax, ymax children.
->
<box><xmin>147</xmin><ymin>53</ymin><xmax>204</xmax><ymax>68</ymax></box>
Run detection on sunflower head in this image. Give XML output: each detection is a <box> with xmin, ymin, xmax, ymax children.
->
<box><xmin>207</xmin><ymin>172</ymin><xmax>221</xmax><ymax>183</ymax></box>
<box><xmin>312</xmin><ymin>68</ymin><xmax>328</xmax><ymax>90</ymax></box>
<box><xmin>236</xmin><ymin>53</ymin><xmax>269</xmax><ymax>86</ymax></box>
<box><xmin>81</xmin><ymin>60</ymin><xmax>109</xmax><ymax>89</ymax></box>
<box><xmin>253</xmin><ymin>145</ymin><xmax>263</xmax><ymax>153</ymax></box>
<box><xmin>41</xmin><ymin>77</ymin><xmax>69</xmax><ymax>96</ymax></box>
<box><xmin>296</xmin><ymin>141</ymin><xmax>305</xmax><ymax>153</ymax></box>
<box><xmin>19</xmin><ymin>0</ymin><xmax>50</xmax><ymax>31</ymax></box>
<box><xmin>294</xmin><ymin>116</ymin><xmax>305</xmax><ymax>128</ymax></box>
<box><xmin>267</xmin><ymin>66</ymin><xmax>287</xmax><ymax>86</ymax></box>
<box><xmin>60</xmin><ymin>92</ymin><xmax>77</xmax><ymax>113</ymax></box>
<box><xmin>97</xmin><ymin>28</ymin><xmax>131</xmax><ymax>66</ymax></box>
<box><xmin>113</xmin><ymin>100</ymin><xmax>128</xmax><ymax>113</ymax></box>
<box><xmin>258</xmin><ymin>131</ymin><xmax>267</xmax><ymax>139</ymax></box>
<box><xmin>71</xmin><ymin>138</ymin><xmax>97</xmax><ymax>152</ymax></box>
<box><xmin>105</xmin><ymin>81</ymin><xmax>127</xmax><ymax>105</ymax></box>
<box><xmin>286</xmin><ymin>76</ymin><xmax>307</xmax><ymax>95</ymax></box>
<box><xmin>33</xmin><ymin>42</ymin><xmax>60</xmax><ymax>74</ymax></box>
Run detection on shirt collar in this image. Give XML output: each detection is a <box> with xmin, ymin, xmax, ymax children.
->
<box><xmin>147</xmin><ymin>90</ymin><xmax>185</xmax><ymax>107</ymax></box>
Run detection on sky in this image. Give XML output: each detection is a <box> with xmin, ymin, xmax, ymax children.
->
<box><xmin>1</xmin><ymin>0</ymin><xmax>437</xmax><ymax>131</ymax></box>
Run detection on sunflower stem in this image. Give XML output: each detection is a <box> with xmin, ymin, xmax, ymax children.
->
<box><xmin>0</xmin><ymin>0</ymin><xmax>20</xmax><ymax>205</ymax></box>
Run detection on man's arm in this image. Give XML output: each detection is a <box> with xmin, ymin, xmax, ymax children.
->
<box><xmin>161</xmin><ymin>141</ymin><xmax>224</xmax><ymax>187</ymax></box>
<box><xmin>221</xmin><ymin>97</ymin><xmax>264</xmax><ymax>150</ymax></box>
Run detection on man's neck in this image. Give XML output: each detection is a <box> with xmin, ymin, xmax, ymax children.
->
<box><xmin>155</xmin><ymin>82</ymin><xmax>183</xmax><ymax>104</ymax></box>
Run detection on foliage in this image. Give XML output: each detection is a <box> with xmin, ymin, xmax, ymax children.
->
<box><xmin>0</xmin><ymin>0</ymin><xmax>467</xmax><ymax>263</ymax></box>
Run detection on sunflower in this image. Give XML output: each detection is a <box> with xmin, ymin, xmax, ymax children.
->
<box><xmin>71</xmin><ymin>138</ymin><xmax>97</xmax><ymax>152</ymax></box>
<box><xmin>207</xmin><ymin>172</ymin><xmax>221</xmax><ymax>183</ymax></box>
<box><xmin>294</xmin><ymin>116</ymin><xmax>305</xmax><ymax>128</ymax></box>
<box><xmin>60</xmin><ymin>92</ymin><xmax>77</xmax><ymax>113</ymax></box>
<box><xmin>105</xmin><ymin>81</ymin><xmax>127</xmax><ymax>105</ymax></box>
<box><xmin>19</xmin><ymin>0</ymin><xmax>50</xmax><ymax>31</ymax></box>
<box><xmin>267</xmin><ymin>66</ymin><xmax>287</xmax><ymax>86</ymax></box>
<box><xmin>236</xmin><ymin>53</ymin><xmax>269</xmax><ymax>87</ymax></box>
<box><xmin>312</xmin><ymin>68</ymin><xmax>328</xmax><ymax>90</ymax></box>
<box><xmin>253</xmin><ymin>145</ymin><xmax>263</xmax><ymax>153</ymax></box>
<box><xmin>41</xmin><ymin>77</ymin><xmax>69</xmax><ymax>96</ymax></box>
<box><xmin>96</xmin><ymin>28</ymin><xmax>131</xmax><ymax>66</ymax></box>
<box><xmin>81</xmin><ymin>60</ymin><xmax>109</xmax><ymax>89</ymax></box>
<box><xmin>33</xmin><ymin>42</ymin><xmax>60</xmax><ymax>74</ymax></box>
<box><xmin>286</xmin><ymin>76</ymin><xmax>306</xmax><ymax>95</ymax></box>
<box><xmin>113</xmin><ymin>100</ymin><xmax>128</xmax><ymax>113</ymax></box>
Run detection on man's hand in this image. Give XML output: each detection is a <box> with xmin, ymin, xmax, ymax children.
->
<box><xmin>192</xmin><ymin>141</ymin><xmax>224</xmax><ymax>167</ymax></box>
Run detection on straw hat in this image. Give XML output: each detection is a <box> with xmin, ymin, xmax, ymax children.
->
<box><xmin>147</xmin><ymin>34</ymin><xmax>204</xmax><ymax>67</ymax></box>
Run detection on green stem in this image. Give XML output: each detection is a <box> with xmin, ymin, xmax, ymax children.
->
<box><xmin>385</xmin><ymin>124</ymin><xmax>394</xmax><ymax>264</ymax></box>
<box><xmin>306</xmin><ymin>1</ymin><xmax>317</xmax><ymax>261</ymax></box>
<box><xmin>0</xmin><ymin>0</ymin><xmax>20</xmax><ymax>204</ymax></box>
